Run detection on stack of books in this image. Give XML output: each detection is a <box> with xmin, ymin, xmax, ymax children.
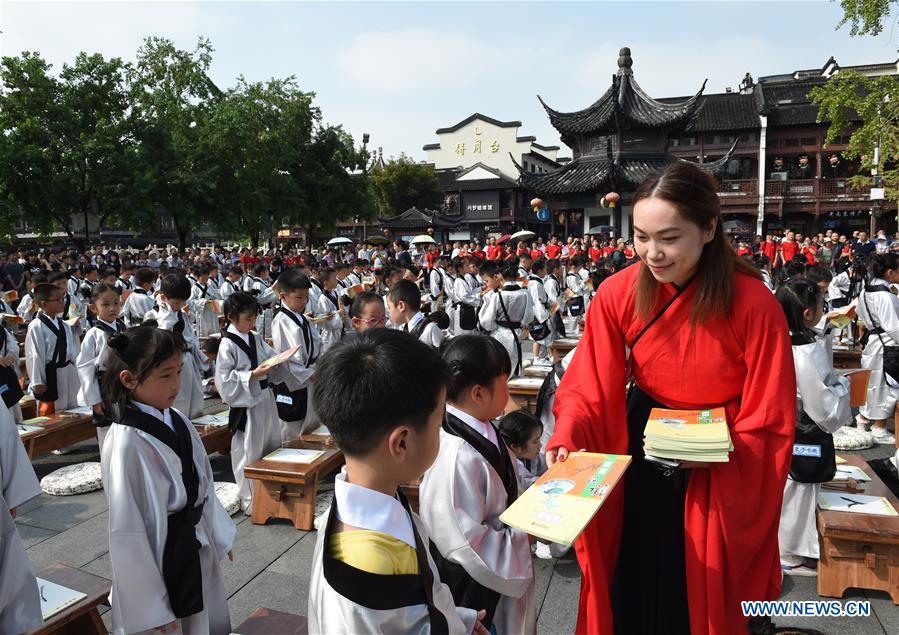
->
<box><xmin>643</xmin><ymin>407</ymin><xmax>732</xmax><ymax>463</ymax></box>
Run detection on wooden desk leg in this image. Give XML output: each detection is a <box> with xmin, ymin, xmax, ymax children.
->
<box><xmin>817</xmin><ymin>536</ymin><xmax>847</xmax><ymax>599</ymax></box>
<box><xmin>294</xmin><ymin>474</ymin><xmax>318</xmax><ymax>531</ymax></box>
<box><xmin>54</xmin><ymin>608</ymin><xmax>108</xmax><ymax>634</ymax></box>
<box><xmin>250</xmin><ymin>480</ymin><xmax>276</xmax><ymax>526</ymax></box>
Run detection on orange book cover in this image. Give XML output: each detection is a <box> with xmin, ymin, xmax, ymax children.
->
<box><xmin>500</xmin><ymin>452</ymin><xmax>631</xmax><ymax>546</ymax></box>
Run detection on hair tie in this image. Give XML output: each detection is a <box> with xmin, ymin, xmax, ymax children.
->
<box><xmin>107</xmin><ymin>333</ymin><xmax>130</xmax><ymax>353</ymax></box>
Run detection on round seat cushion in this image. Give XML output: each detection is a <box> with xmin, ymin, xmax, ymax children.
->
<box><xmin>214</xmin><ymin>482</ymin><xmax>240</xmax><ymax>516</ymax></box>
<box><xmin>40</xmin><ymin>462</ymin><xmax>103</xmax><ymax>496</ymax></box>
<box><xmin>832</xmin><ymin>426</ymin><xmax>874</xmax><ymax>451</ymax></box>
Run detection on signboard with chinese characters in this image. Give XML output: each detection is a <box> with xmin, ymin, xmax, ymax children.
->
<box><xmin>462</xmin><ymin>191</ymin><xmax>501</xmax><ymax>222</ymax></box>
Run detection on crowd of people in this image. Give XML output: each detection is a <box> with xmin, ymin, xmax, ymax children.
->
<box><xmin>2</xmin><ymin>160</ymin><xmax>898</xmax><ymax>635</ymax></box>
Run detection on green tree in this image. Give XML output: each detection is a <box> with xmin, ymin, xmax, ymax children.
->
<box><xmin>369</xmin><ymin>154</ymin><xmax>442</xmax><ymax>217</ymax></box>
<box><xmin>0</xmin><ymin>52</ymin><xmax>134</xmax><ymax>243</ymax></box>
<box><xmin>810</xmin><ymin>72</ymin><xmax>899</xmax><ymax>200</ymax></box>
<box><xmin>127</xmin><ymin>36</ymin><xmax>221</xmax><ymax>250</ymax></box>
<box><xmin>836</xmin><ymin>0</ymin><xmax>894</xmax><ymax>35</ymax></box>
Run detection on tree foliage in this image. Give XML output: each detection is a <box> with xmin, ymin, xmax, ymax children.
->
<box><xmin>0</xmin><ymin>37</ymin><xmax>372</xmax><ymax>248</ymax></box>
<box><xmin>369</xmin><ymin>154</ymin><xmax>442</xmax><ymax>217</ymax></box>
<box><xmin>836</xmin><ymin>0</ymin><xmax>894</xmax><ymax>36</ymax></box>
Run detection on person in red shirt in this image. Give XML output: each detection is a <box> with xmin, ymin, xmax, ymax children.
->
<box><xmin>530</xmin><ymin>241</ymin><xmax>543</xmax><ymax>261</ymax></box>
<box><xmin>589</xmin><ymin>239</ymin><xmax>603</xmax><ymax>263</ymax></box>
<box><xmin>780</xmin><ymin>231</ymin><xmax>799</xmax><ymax>263</ymax></box>
<box><xmin>801</xmin><ymin>241</ymin><xmax>817</xmax><ymax>265</ymax></box>
<box><xmin>736</xmin><ymin>242</ymin><xmax>752</xmax><ymax>257</ymax></box>
<box><xmin>485</xmin><ymin>237</ymin><xmax>502</xmax><ymax>261</ymax></box>
<box><xmin>472</xmin><ymin>242</ymin><xmax>486</xmax><ymax>260</ymax></box>
<box><xmin>762</xmin><ymin>235</ymin><xmax>777</xmax><ymax>261</ymax></box>
<box><xmin>545</xmin><ymin>236</ymin><xmax>563</xmax><ymax>260</ymax></box>
<box><xmin>624</xmin><ymin>243</ymin><xmax>635</xmax><ymax>259</ymax></box>
<box><xmin>547</xmin><ymin>162</ymin><xmax>794</xmax><ymax>635</ymax></box>
<box><xmin>602</xmin><ymin>241</ymin><xmax>616</xmax><ymax>258</ymax></box>
<box><xmin>516</xmin><ymin>242</ymin><xmax>529</xmax><ymax>257</ymax></box>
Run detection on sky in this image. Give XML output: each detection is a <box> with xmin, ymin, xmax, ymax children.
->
<box><xmin>2</xmin><ymin>1</ymin><xmax>897</xmax><ymax>161</ymax></box>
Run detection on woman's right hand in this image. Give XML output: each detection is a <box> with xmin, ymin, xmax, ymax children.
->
<box><xmin>545</xmin><ymin>446</ymin><xmax>570</xmax><ymax>468</ymax></box>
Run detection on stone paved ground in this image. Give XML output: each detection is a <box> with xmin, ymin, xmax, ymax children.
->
<box><xmin>15</xmin><ymin>417</ymin><xmax>899</xmax><ymax>634</ymax></box>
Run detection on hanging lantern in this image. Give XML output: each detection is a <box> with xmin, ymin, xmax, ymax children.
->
<box><xmin>600</xmin><ymin>192</ymin><xmax>620</xmax><ymax>209</ymax></box>
<box><xmin>530</xmin><ymin>197</ymin><xmax>544</xmax><ymax>209</ymax></box>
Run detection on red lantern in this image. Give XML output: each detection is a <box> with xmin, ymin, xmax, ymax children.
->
<box><xmin>530</xmin><ymin>197</ymin><xmax>544</xmax><ymax>208</ymax></box>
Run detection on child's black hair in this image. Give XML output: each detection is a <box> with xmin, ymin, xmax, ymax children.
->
<box><xmin>783</xmin><ymin>259</ymin><xmax>807</xmax><ymax>280</ymax></box>
<box><xmin>91</xmin><ymin>282</ymin><xmax>119</xmax><ymax>303</ymax></box>
<box><xmin>440</xmin><ymin>334</ymin><xmax>512</xmax><ymax>402</ymax></box>
<box><xmin>276</xmin><ymin>268</ymin><xmax>312</xmax><ymax>293</ymax></box>
<box><xmin>103</xmin><ymin>325</ymin><xmax>183</xmax><ymax>409</ymax></box>
<box><xmin>134</xmin><ymin>268</ymin><xmax>157</xmax><ymax>287</ymax></box>
<box><xmin>479</xmin><ymin>260</ymin><xmax>501</xmax><ymax>278</ymax></box>
<box><xmin>428</xmin><ymin>310</ymin><xmax>450</xmax><ymax>330</ymax></box>
<box><xmin>201</xmin><ymin>335</ymin><xmax>221</xmax><ymax>357</ymax></box>
<box><xmin>223</xmin><ymin>291</ymin><xmax>260</xmax><ymax>321</ymax></box>
<box><xmin>387</xmin><ymin>279</ymin><xmax>421</xmax><ymax>312</ymax></box>
<box><xmin>349</xmin><ymin>291</ymin><xmax>383</xmax><ymax>319</ymax></box>
<box><xmin>499</xmin><ymin>409</ymin><xmax>543</xmax><ymax>448</ymax></box>
<box><xmin>869</xmin><ymin>252</ymin><xmax>899</xmax><ymax>280</ymax></box>
<box><xmin>531</xmin><ymin>259</ymin><xmax>546</xmax><ymax>275</ymax></box>
<box><xmin>313</xmin><ymin>328</ymin><xmax>450</xmax><ymax>457</ymax></box>
<box><xmin>252</xmin><ymin>263</ymin><xmax>268</xmax><ymax>276</ymax></box>
<box><xmin>33</xmin><ymin>283</ymin><xmax>62</xmax><ymax>305</ymax></box>
<box><xmin>229</xmin><ymin>265</ymin><xmax>243</xmax><ymax>277</ymax></box>
<box><xmin>159</xmin><ymin>273</ymin><xmax>192</xmax><ymax>300</ymax></box>
<box><xmin>83</xmin><ymin>265</ymin><xmax>98</xmax><ymax>276</ymax></box>
<box><xmin>48</xmin><ymin>270</ymin><xmax>69</xmax><ymax>284</ymax></box>
<box><xmin>806</xmin><ymin>265</ymin><xmax>833</xmax><ymax>286</ymax></box>
<box><xmin>775</xmin><ymin>278</ymin><xmax>820</xmax><ymax>337</ymax></box>
<box><xmin>100</xmin><ymin>268</ymin><xmax>117</xmax><ymax>281</ymax></box>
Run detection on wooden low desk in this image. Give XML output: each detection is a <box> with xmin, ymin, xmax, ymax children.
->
<box><xmin>234</xmin><ymin>607</ymin><xmax>308</xmax><ymax>635</ymax></box>
<box><xmin>20</xmin><ymin>395</ymin><xmax>37</xmax><ymax>420</ymax></box>
<box><xmin>244</xmin><ymin>442</ymin><xmax>344</xmax><ymax>531</ymax></box>
<box><xmin>30</xmin><ymin>562</ymin><xmax>111</xmax><ymax>635</ymax></box>
<box><xmin>506</xmin><ymin>377</ymin><xmax>545</xmax><ymax>414</ymax></box>
<box><xmin>550</xmin><ymin>337</ymin><xmax>580</xmax><ymax>362</ymax></box>
<box><xmin>817</xmin><ymin>454</ymin><xmax>899</xmax><ymax>604</ymax></box>
<box><xmin>399</xmin><ymin>479</ymin><xmax>422</xmax><ymax>514</ymax></box>
<box><xmin>833</xmin><ymin>347</ymin><xmax>862</xmax><ymax>369</ymax></box>
<box><xmin>299</xmin><ymin>431</ymin><xmax>336</xmax><ymax>448</ymax></box>
<box><xmin>19</xmin><ymin>414</ymin><xmax>95</xmax><ymax>459</ymax></box>
<box><xmin>195</xmin><ymin>424</ymin><xmax>231</xmax><ymax>455</ymax></box>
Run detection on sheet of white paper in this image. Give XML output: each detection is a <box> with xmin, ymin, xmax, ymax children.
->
<box><xmin>192</xmin><ymin>411</ymin><xmax>230</xmax><ymax>426</ymax></box>
<box><xmin>63</xmin><ymin>406</ymin><xmax>93</xmax><ymax>416</ymax></box>
<box><xmin>36</xmin><ymin>577</ymin><xmax>87</xmax><ymax>620</ymax></box>
<box><xmin>830</xmin><ymin>465</ymin><xmax>872</xmax><ymax>482</ymax></box>
<box><xmin>17</xmin><ymin>424</ymin><xmax>42</xmax><ymax>436</ymax></box>
<box><xmin>263</xmin><ymin>448</ymin><xmax>324</xmax><ymax>464</ymax></box>
<box><xmin>817</xmin><ymin>492</ymin><xmax>898</xmax><ymax>516</ymax></box>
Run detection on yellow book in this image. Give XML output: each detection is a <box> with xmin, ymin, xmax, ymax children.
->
<box><xmin>499</xmin><ymin>452</ymin><xmax>631</xmax><ymax>546</ymax></box>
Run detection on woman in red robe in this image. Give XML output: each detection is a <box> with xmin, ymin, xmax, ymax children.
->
<box><xmin>547</xmin><ymin>162</ymin><xmax>796</xmax><ymax>635</ymax></box>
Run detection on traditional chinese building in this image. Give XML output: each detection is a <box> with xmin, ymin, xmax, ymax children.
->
<box><xmin>422</xmin><ymin>113</ymin><xmax>565</xmax><ymax>242</ymax></box>
<box><xmin>521</xmin><ymin>48</ymin><xmax>896</xmax><ymax>238</ymax></box>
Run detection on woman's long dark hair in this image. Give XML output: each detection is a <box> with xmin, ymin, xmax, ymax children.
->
<box><xmin>775</xmin><ymin>278</ymin><xmax>819</xmax><ymax>339</ymax></box>
<box><xmin>632</xmin><ymin>162</ymin><xmax>762</xmax><ymax>324</ymax></box>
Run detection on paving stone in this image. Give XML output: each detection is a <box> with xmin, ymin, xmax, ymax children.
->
<box><xmin>220</xmin><ymin>517</ymin><xmax>305</xmax><ymax>596</ymax></box>
<box><xmin>536</xmin><ymin>555</ymin><xmax>580</xmax><ymax>634</ymax></box>
<box><xmin>14</xmin><ymin>521</ymin><xmax>57</xmax><ymax>549</ymax></box>
<box><xmin>265</xmin><ymin>531</ymin><xmax>316</xmax><ymax>577</ymax></box>
<box><xmin>227</xmin><ymin>570</ymin><xmax>309</xmax><ymax>628</ymax></box>
<box><xmin>14</xmin><ymin>489</ymin><xmax>108</xmax><ymax>532</ymax></box>
<box><xmin>26</xmin><ymin>510</ymin><xmax>109</xmax><ymax>570</ymax></box>
<box><xmin>81</xmin><ymin>551</ymin><xmax>113</xmax><ymax>581</ymax></box>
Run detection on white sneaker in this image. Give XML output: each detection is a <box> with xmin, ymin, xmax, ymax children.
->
<box><xmin>855</xmin><ymin>413</ymin><xmax>870</xmax><ymax>429</ymax></box>
<box><xmin>870</xmin><ymin>427</ymin><xmax>896</xmax><ymax>445</ymax></box>
<box><xmin>534</xmin><ymin>542</ymin><xmax>554</xmax><ymax>560</ymax></box>
<box><xmin>782</xmin><ymin>562</ymin><xmax>817</xmax><ymax>577</ymax></box>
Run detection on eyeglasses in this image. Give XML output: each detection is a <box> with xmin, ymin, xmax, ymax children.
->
<box><xmin>357</xmin><ymin>316</ymin><xmax>387</xmax><ymax>325</ymax></box>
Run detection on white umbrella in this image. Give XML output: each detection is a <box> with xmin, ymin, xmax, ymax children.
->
<box><xmin>511</xmin><ymin>230</ymin><xmax>536</xmax><ymax>243</ymax></box>
<box><xmin>411</xmin><ymin>234</ymin><xmax>436</xmax><ymax>245</ymax></box>
<box><xmin>327</xmin><ymin>237</ymin><xmax>353</xmax><ymax>246</ymax></box>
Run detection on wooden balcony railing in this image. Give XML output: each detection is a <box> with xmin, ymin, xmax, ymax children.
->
<box><xmin>715</xmin><ymin>179</ymin><xmax>874</xmax><ymax>198</ymax></box>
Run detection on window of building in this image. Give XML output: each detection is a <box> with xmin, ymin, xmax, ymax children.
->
<box><xmin>784</xmin><ymin>138</ymin><xmax>800</xmax><ymax>147</ymax></box>
<box><xmin>769</xmin><ymin>139</ymin><xmax>783</xmax><ymax>148</ymax></box>
<box><xmin>801</xmin><ymin>137</ymin><xmax>816</xmax><ymax>146</ymax></box>
<box><xmin>681</xmin><ymin>137</ymin><xmax>697</xmax><ymax>146</ymax></box>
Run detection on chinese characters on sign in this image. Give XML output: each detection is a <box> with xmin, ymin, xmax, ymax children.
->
<box><xmin>466</xmin><ymin>204</ymin><xmax>495</xmax><ymax>212</ymax></box>
<box><xmin>455</xmin><ymin>137</ymin><xmax>500</xmax><ymax>156</ymax></box>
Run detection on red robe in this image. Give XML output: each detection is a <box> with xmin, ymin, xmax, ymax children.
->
<box><xmin>548</xmin><ymin>263</ymin><xmax>795</xmax><ymax>635</ymax></box>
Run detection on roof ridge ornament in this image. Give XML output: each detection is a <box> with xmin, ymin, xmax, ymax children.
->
<box><xmin>617</xmin><ymin>47</ymin><xmax>633</xmax><ymax>76</ymax></box>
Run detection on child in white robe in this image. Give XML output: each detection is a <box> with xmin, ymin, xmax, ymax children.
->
<box><xmin>0</xmin><ymin>322</ymin><xmax>23</xmax><ymax>422</ymax></box>
<box><xmin>121</xmin><ymin>268</ymin><xmax>157</xmax><ymax>327</ymax></box>
<box><xmin>527</xmin><ymin>258</ymin><xmax>553</xmax><ymax>365</ymax></box>
<box><xmin>420</xmin><ymin>334</ymin><xmax>537</xmax><ymax>635</ymax></box>
<box><xmin>218</xmin><ymin>266</ymin><xmax>243</xmax><ymax>304</ymax></box>
<box><xmin>189</xmin><ymin>265</ymin><xmax>221</xmax><ymax>337</ymax></box>
<box><xmin>100</xmin><ymin>326</ymin><xmax>236</xmax><ymax>635</ymax></box>
<box><xmin>215</xmin><ymin>292</ymin><xmax>289</xmax><ymax>513</ymax></box>
<box><xmin>243</xmin><ymin>264</ymin><xmax>277</xmax><ymax>339</ymax></box>
<box><xmin>478</xmin><ymin>261</ymin><xmax>533</xmax><ymax>377</ymax></box>
<box><xmin>498</xmin><ymin>408</ymin><xmax>543</xmax><ymax>491</ymax></box>
<box><xmin>0</xmin><ymin>391</ymin><xmax>43</xmax><ymax>633</ymax></box>
<box><xmin>452</xmin><ymin>258</ymin><xmax>481</xmax><ymax>336</ymax></box>
<box><xmin>387</xmin><ymin>279</ymin><xmax>444</xmax><ymax>349</ymax></box>
<box><xmin>308</xmin><ymin>328</ymin><xmax>484</xmax><ymax>635</ymax></box>
<box><xmin>75</xmin><ymin>283</ymin><xmax>125</xmax><ymax>445</ymax></box>
<box><xmin>776</xmin><ymin>279</ymin><xmax>851</xmax><ymax>576</ymax></box>
<box><xmin>25</xmin><ymin>283</ymin><xmax>80</xmax><ymax>416</ymax></box>
<box><xmin>145</xmin><ymin>274</ymin><xmax>208</xmax><ymax>420</ymax></box>
<box><xmin>271</xmin><ymin>269</ymin><xmax>321</xmax><ymax>442</ymax></box>
<box><xmin>314</xmin><ymin>267</ymin><xmax>346</xmax><ymax>351</ymax></box>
